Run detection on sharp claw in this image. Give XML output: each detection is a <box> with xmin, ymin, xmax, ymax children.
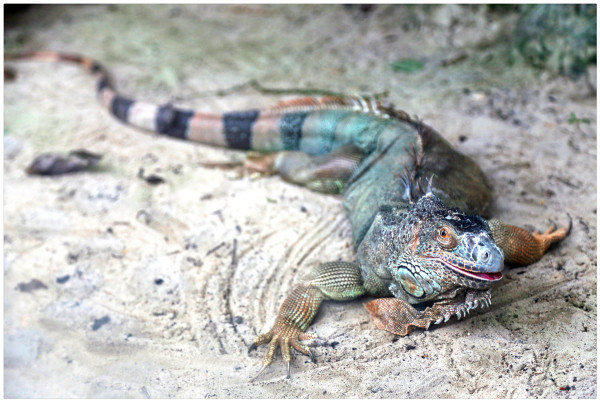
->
<box><xmin>286</xmin><ymin>362</ymin><xmax>291</xmax><ymax>379</ymax></box>
<box><xmin>250</xmin><ymin>364</ymin><xmax>267</xmax><ymax>383</ymax></box>
<box><xmin>248</xmin><ymin>343</ymin><xmax>257</xmax><ymax>354</ymax></box>
<box><xmin>456</xmin><ymin>310</ymin><xmax>462</xmax><ymax>320</ymax></box>
<box><xmin>474</xmin><ymin>300</ymin><xmax>479</xmax><ymax>308</ymax></box>
<box><xmin>565</xmin><ymin>213</ymin><xmax>573</xmax><ymax>236</ymax></box>
<box><xmin>308</xmin><ymin>349</ymin><xmax>317</xmax><ymax>364</ymax></box>
<box><xmin>444</xmin><ymin>314</ymin><xmax>450</xmax><ymax>323</ymax></box>
<box><xmin>434</xmin><ymin>317</ymin><xmax>443</xmax><ymax>325</ymax></box>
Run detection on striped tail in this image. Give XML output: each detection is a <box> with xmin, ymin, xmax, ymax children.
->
<box><xmin>6</xmin><ymin>51</ymin><xmax>410</xmax><ymax>155</ymax></box>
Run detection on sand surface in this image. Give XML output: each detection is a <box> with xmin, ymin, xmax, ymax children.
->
<box><xmin>4</xmin><ymin>5</ymin><xmax>596</xmax><ymax>398</ymax></box>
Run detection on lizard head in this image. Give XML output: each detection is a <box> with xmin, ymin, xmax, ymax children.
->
<box><xmin>401</xmin><ymin>192</ymin><xmax>504</xmax><ymax>291</ymax></box>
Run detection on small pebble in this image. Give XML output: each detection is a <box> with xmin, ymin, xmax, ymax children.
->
<box><xmin>574</xmin><ymin>253</ymin><xmax>588</xmax><ymax>266</ymax></box>
<box><xmin>56</xmin><ymin>275</ymin><xmax>71</xmax><ymax>284</ymax></box>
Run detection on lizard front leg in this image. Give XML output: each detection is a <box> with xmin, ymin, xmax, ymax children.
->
<box><xmin>488</xmin><ymin>218</ymin><xmax>571</xmax><ymax>266</ymax></box>
<box><xmin>249</xmin><ymin>261</ymin><xmax>366</xmax><ymax>378</ymax></box>
<box><xmin>365</xmin><ymin>290</ymin><xmax>492</xmax><ymax>336</ymax></box>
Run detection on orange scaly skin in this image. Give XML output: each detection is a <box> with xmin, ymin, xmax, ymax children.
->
<box><xmin>488</xmin><ymin>219</ymin><xmax>572</xmax><ymax>266</ymax></box>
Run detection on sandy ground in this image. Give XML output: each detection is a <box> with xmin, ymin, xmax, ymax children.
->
<box><xmin>3</xmin><ymin>5</ymin><xmax>596</xmax><ymax>398</ymax></box>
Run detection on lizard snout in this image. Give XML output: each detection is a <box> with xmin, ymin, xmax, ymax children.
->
<box><xmin>462</xmin><ymin>233</ymin><xmax>504</xmax><ymax>273</ymax></box>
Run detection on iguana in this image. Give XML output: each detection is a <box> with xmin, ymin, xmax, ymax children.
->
<box><xmin>6</xmin><ymin>51</ymin><xmax>570</xmax><ymax>378</ymax></box>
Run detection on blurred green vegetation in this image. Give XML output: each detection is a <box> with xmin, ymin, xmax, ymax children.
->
<box><xmin>388</xmin><ymin>4</ymin><xmax>595</xmax><ymax>80</ymax></box>
<box><xmin>568</xmin><ymin>112</ymin><xmax>592</xmax><ymax>125</ymax></box>
<box><xmin>390</xmin><ymin>58</ymin><xmax>424</xmax><ymax>73</ymax></box>
<box><xmin>513</xmin><ymin>4</ymin><xmax>596</xmax><ymax>76</ymax></box>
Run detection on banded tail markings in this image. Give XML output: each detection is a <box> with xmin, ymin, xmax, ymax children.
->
<box><xmin>155</xmin><ymin>105</ymin><xmax>195</xmax><ymax>139</ymax></box>
<box><xmin>97</xmin><ymin>77</ymin><xmax>111</xmax><ymax>92</ymax></box>
<box><xmin>244</xmin><ymin>110</ymin><xmax>346</xmax><ymax>154</ymax></box>
<box><xmin>110</xmin><ymin>96</ymin><xmax>135</xmax><ymax>122</ymax></box>
<box><xmin>7</xmin><ymin>51</ymin><xmax>407</xmax><ymax>155</ymax></box>
<box><xmin>99</xmin><ymin>86</ymin><xmax>116</xmax><ymax>109</ymax></box>
<box><xmin>250</xmin><ymin>114</ymin><xmax>285</xmax><ymax>151</ymax></box>
<box><xmin>187</xmin><ymin>112</ymin><xmax>227</xmax><ymax>147</ymax></box>
<box><xmin>296</xmin><ymin>110</ymin><xmax>353</xmax><ymax>155</ymax></box>
<box><xmin>279</xmin><ymin>112</ymin><xmax>309</xmax><ymax>151</ymax></box>
<box><xmin>223</xmin><ymin>110</ymin><xmax>260</xmax><ymax>150</ymax></box>
<box><xmin>127</xmin><ymin>102</ymin><xmax>159</xmax><ymax>132</ymax></box>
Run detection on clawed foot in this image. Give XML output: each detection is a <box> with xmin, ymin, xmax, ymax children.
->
<box><xmin>533</xmin><ymin>215</ymin><xmax>572</xmax><ymax>250</ymax></box>
<box><xmin>248</xmin><ymin>321</ymin><xmax>318</xmax><ymax>381</ymax></box>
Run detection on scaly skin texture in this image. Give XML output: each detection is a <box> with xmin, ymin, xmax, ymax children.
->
<box><xmin>6</xmin><ymin>52</ymin><xmax>571</xmax><ymax>379</ymax></box>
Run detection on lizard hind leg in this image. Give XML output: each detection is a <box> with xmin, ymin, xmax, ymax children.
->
<box><xmin>488</xmin><ymin>216</ymin><xmax>571</xmax><ymax>266</ymax></box>
<box><xmin>279</xmin><ymin>146</ymin><xmax>364</xmax><ymax>194</ymax></box>
<box><xmin>246</xmin><ymin>145</ymin><xmax>365</xmax><ymax>194</ymax></box>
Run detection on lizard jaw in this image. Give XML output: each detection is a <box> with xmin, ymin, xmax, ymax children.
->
<box><xmin>424</xmin><ymin>255</ymin><xmax>503</xmax><ymax>282</ymax></box>
<box><xmin>443</xmin><ymin>260</ymin><xmax>503</xmax><ymax>282</ymax></box>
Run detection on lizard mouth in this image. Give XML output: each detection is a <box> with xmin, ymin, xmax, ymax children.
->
<box><xmin>425</xmin><ymin>255</ymin><xmax>503</xmax><ymax>281</ymax></box>
<box><xmin>444</xmin><ymin>260</ymin><xmax>503</xmax><ymax>281</ymax></box>
<box><xmin>441</xmin><ymin>259</ymin><xmax>502</xmax><ymax>282</ymax></box>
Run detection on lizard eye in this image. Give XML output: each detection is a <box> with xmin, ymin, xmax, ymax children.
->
<box><xmin>436</xmin><ymin>226</ymin><xmax>458</xmax><ymax>249</ymax></box>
